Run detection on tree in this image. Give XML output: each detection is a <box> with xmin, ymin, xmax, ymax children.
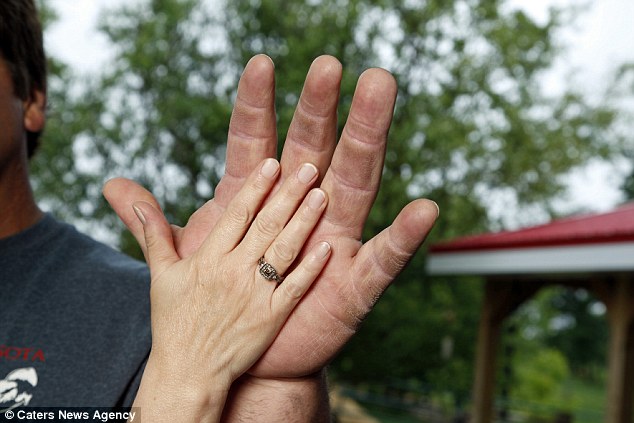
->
<box><xmin>623</xmin><ymin>172</ymin><xmax>634</xmax><ymax>200</ymax></box>
<box><xmin>545</xmin><ymin>289</ymin><xmax>608</xmax><ymax>378</ymax></box>
<box><xmin>33</xmin><ymin>0</ymin><xmax>627</xmax><ymax>402</ymax></box>
<box><xmin>33</xmin><ymin>0</ymin><xmax>238</xmax><ymax>255</ymax></box>
<box><xmin>508</xmin><ymin>287</ymin><xmax>607</xmax><ymax>378</ymax></box>
<box><xmin>513</xmin><ymin>348</ymin><xmax>571</xmax><ymax>410</ymax></box>
<box><xmin>604</xmin><ymin>62</ymin><xmax>634</xmax><ymax>202</ymax></box>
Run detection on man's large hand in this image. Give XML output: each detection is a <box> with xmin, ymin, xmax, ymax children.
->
<box><xmin>104</xmin><ymin>54</ymin><xmax>438</xmax><ymax>377</ymax></box>
<box><xmin>247</xmin><ymin>64</ymin><xmax>438</xmax><ymax>377</ymax></box>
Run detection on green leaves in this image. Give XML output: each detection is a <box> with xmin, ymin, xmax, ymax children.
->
<box><xmin>35</xmin><ymin>0</ymin><xmax>233</xmax><ymax>232</ymax></box>
<box><xmin>35</xmin><ymin>0</ymin><xmax>623</xmax><ymax>237</ymax></box>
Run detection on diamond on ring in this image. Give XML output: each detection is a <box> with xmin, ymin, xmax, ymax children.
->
<box><xmin>258</xmin><ymin>257</ymin><xmax>284</xmax><ymax>284</ymax></box>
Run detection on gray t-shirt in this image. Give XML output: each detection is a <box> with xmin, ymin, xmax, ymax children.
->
<box><xmin>0</xmin><ymin>215</ymin><xmax>151</xmax><ymax>409</ymax></box>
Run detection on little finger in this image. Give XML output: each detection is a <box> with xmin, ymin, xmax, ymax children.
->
<box><xmin>270</xmin><ymin>241</ymin><xmax>331</xmax><ymax>318</ymax></box>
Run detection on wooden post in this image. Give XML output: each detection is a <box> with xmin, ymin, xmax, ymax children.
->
<box><xmin>471</xmin><ymin>281</ymin><xmax>502</xmax><ymax>423</ymax></box>
<box><xmin>471</xmin><ymin>279</ymin><xmax>543</xmax><ymax>423</ymax></box>
<box><xmin>604</xmin><ymin>275</ymin><xmax>634</xmax><ymax>423</ymax></box>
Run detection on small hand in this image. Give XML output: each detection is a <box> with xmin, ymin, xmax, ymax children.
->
<box><xmin>130</xmin><ymin>159</ymin><xmax>331</xmax><ymax>422</ymax></box>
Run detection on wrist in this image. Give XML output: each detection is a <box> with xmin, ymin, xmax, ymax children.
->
<box><xmin>221</xmin><ymin>370</ymin><xmax>331</xmax><ymax>422</ymax></box>
<box><xmin>134</xmin><ymin>353</ymin><xmax>231</xmax><ymax>423</ymax></box>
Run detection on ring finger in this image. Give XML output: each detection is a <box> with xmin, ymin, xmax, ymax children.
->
<box><xmin>257</xmin><ymin>188</ymin><xmax>328</xmax><ymax>283</ymax></box>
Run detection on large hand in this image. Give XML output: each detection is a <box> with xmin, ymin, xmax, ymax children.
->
<box><xmin>248</xmin><ymin>65</ymin><xmax>438</xmax><ymax>377</ymax></box>
<box><xmin>104</xmin><ymin>55</ymin><xmax>438</xmax><ymax>378</ymax></box>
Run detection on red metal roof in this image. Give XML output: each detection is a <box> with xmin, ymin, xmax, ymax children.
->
<box><xmin>431</xmin><ymin>202</ymin><xmax>634</xmax><ymax>253</ymax></box>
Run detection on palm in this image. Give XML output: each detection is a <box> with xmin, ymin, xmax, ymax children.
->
<box><xmin>156</xmin><ymin>205</ymin><xmax>365</xmax><ymax>377</ymax></box>
<box><xmin>249</xmin><ymin>235</ymin><xmax>363</xmax><ymax>377</ymax></box>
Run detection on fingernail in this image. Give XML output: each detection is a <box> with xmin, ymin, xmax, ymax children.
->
<box><xmin>308</xmin><ymin>189</ymin><xmax>325</xmax><ymax>210</ymax></box>
<box><xmin>297</xmin><ymin>163</ymin><xmax>318</xmax><ymax>184</ymax></box>
<box><xmin>132</xmin><ymin>204</ymin><xmax>146</xmax><ymax>224</ymax></box>
<box><xmin>260</xmin><ymin>54</ymin><xmax>274</xmax><ymax>68</ymax></box>
<box><xmin>261</xmin><ymin>159</ymin><xmax>279</xmax><ymax>179</ymax></box>
<box><xmin>315</xmin><ymin>241</ymin><xmax>331</xmax><ymax>259</ymax></box>
<box><xmin>431</xmin><ymin>200</ymin><xmax>440</xmax><ymax>217</ymax></box>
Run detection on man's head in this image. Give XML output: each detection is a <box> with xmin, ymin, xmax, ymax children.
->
<box><xmin>0</xmin><ymin>0</ymin><xmax>47</xmax><ymax>158</ymax></box>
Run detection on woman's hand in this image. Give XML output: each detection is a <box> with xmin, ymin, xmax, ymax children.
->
<box><xmin>129</xmin><ymin>159</ymin><xmax>330</xmax><ymax>422</ymax></box>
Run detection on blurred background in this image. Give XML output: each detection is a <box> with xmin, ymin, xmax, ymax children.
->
<box><xmin>34</xmin><ymin>0</ymin><xmax>634</xmax><ymax>421</ymax></box>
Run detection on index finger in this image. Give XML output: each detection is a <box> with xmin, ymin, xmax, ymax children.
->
<box><xmin>176</xmin><ymin>55</ymin><xmax>280</xmax><ymax>257</ymax></box>
<box><xmin>214</xmin><ymin>55</ymin><xmax>278</xmax><ymax>209</ymax></box>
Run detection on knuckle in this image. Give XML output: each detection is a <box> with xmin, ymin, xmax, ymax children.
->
<box><xmin>301</xmin><ymin>253</ymin><xmax>322</xmax><ymax>273</ymax></box>
<box><xmin>281</xmin><ymin>280</ymin><xmax>304</xmax><ymax>301</ymax></box>
<box><xmin>384</xmin><ymin>238</ymin><xmax>411</xmax><ymax>273</ymax></box>
<box><xmin>271</xmin><ymin>239</ymin><xmax>296</xmax><ymax>265</ymax></box>
<box><xmin>298</xmin><ymin>202</ymin><xmax>316</xmax><ymax>222</ymax></box>
<box><xmin>254</xmin><ymin>212</ymin><xmax>282</xmax><ymax>237</ymax></box>
<box><xmin>227</xmin><ymin>201</ymin><xmax>252</xmax><ymax>227</ymax></box>
<box><xmin>287</xmin><ymin>181</ymin><xmax>308</xmax><ymax>198</ymax></box>
<box><xmin>144</xmin><ymin>232</ymin><xmax>160</xmax><ymax>252</ymax></box>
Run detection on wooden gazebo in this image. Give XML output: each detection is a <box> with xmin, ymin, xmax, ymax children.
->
<box><xmin>427</xmin><ymin>202</ymin><xmax>634</xmax><ymax>423</ymax></box>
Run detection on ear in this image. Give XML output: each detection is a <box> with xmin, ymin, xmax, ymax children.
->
<box><xmin>23</xmin><ymin>90</ymin><xmax>46</xmax><ymax>133</ymax></box>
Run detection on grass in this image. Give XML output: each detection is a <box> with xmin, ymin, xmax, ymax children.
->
<box><xmin>363</xmin><ymin>404</ymin><xmax>426</xmax><ymax>423</ymax></box>
<box><xmin>503</xmin><ymin>375</ymin><xmax>606</xmax><ymax>423</ymax></box>
<box><xmin>555</xmin><ymin>377</ymin><xmax>606</xmax><ymax>423</ymax></box>
<box><xmin>352</xmin><ymin>375</ymin><xmax>606</xmax><ymax>423</ymax></box>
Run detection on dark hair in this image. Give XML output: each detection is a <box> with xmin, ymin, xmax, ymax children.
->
<box><xmin>0</xmin><ymin>0</ymin><xmax>47</xmax><ymax>157</ymax></box>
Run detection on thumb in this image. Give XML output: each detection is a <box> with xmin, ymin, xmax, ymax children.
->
<box><xmin>352</xmin><ymin>199</ymin><xmax>438</xmax><ymax>310</ymax></box>
<box><xmin>132</xmin><ymin>201</ymin><xmax>179</xmax><ymax>276</ymax></box>
<box><xmin>103</xmin><ymin>177</ymin><xmax>164</xmax><ymax>262</ymax></box>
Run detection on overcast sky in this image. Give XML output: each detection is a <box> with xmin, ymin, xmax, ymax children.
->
<box><xmin>44</xmin><ymin>0</ymin><xmax>634</xmax><ymax>220</ymax></box>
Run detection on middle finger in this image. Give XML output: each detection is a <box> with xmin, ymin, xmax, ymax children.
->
<box><xmin>279</xmin><ymin>56</ymin><xmax>342</xmax><ymax>185</ymax></box>
<box><xmin>239</xmin><ymin>163</ymin><xmax>319</xmax><ymax>256</ymax></box>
